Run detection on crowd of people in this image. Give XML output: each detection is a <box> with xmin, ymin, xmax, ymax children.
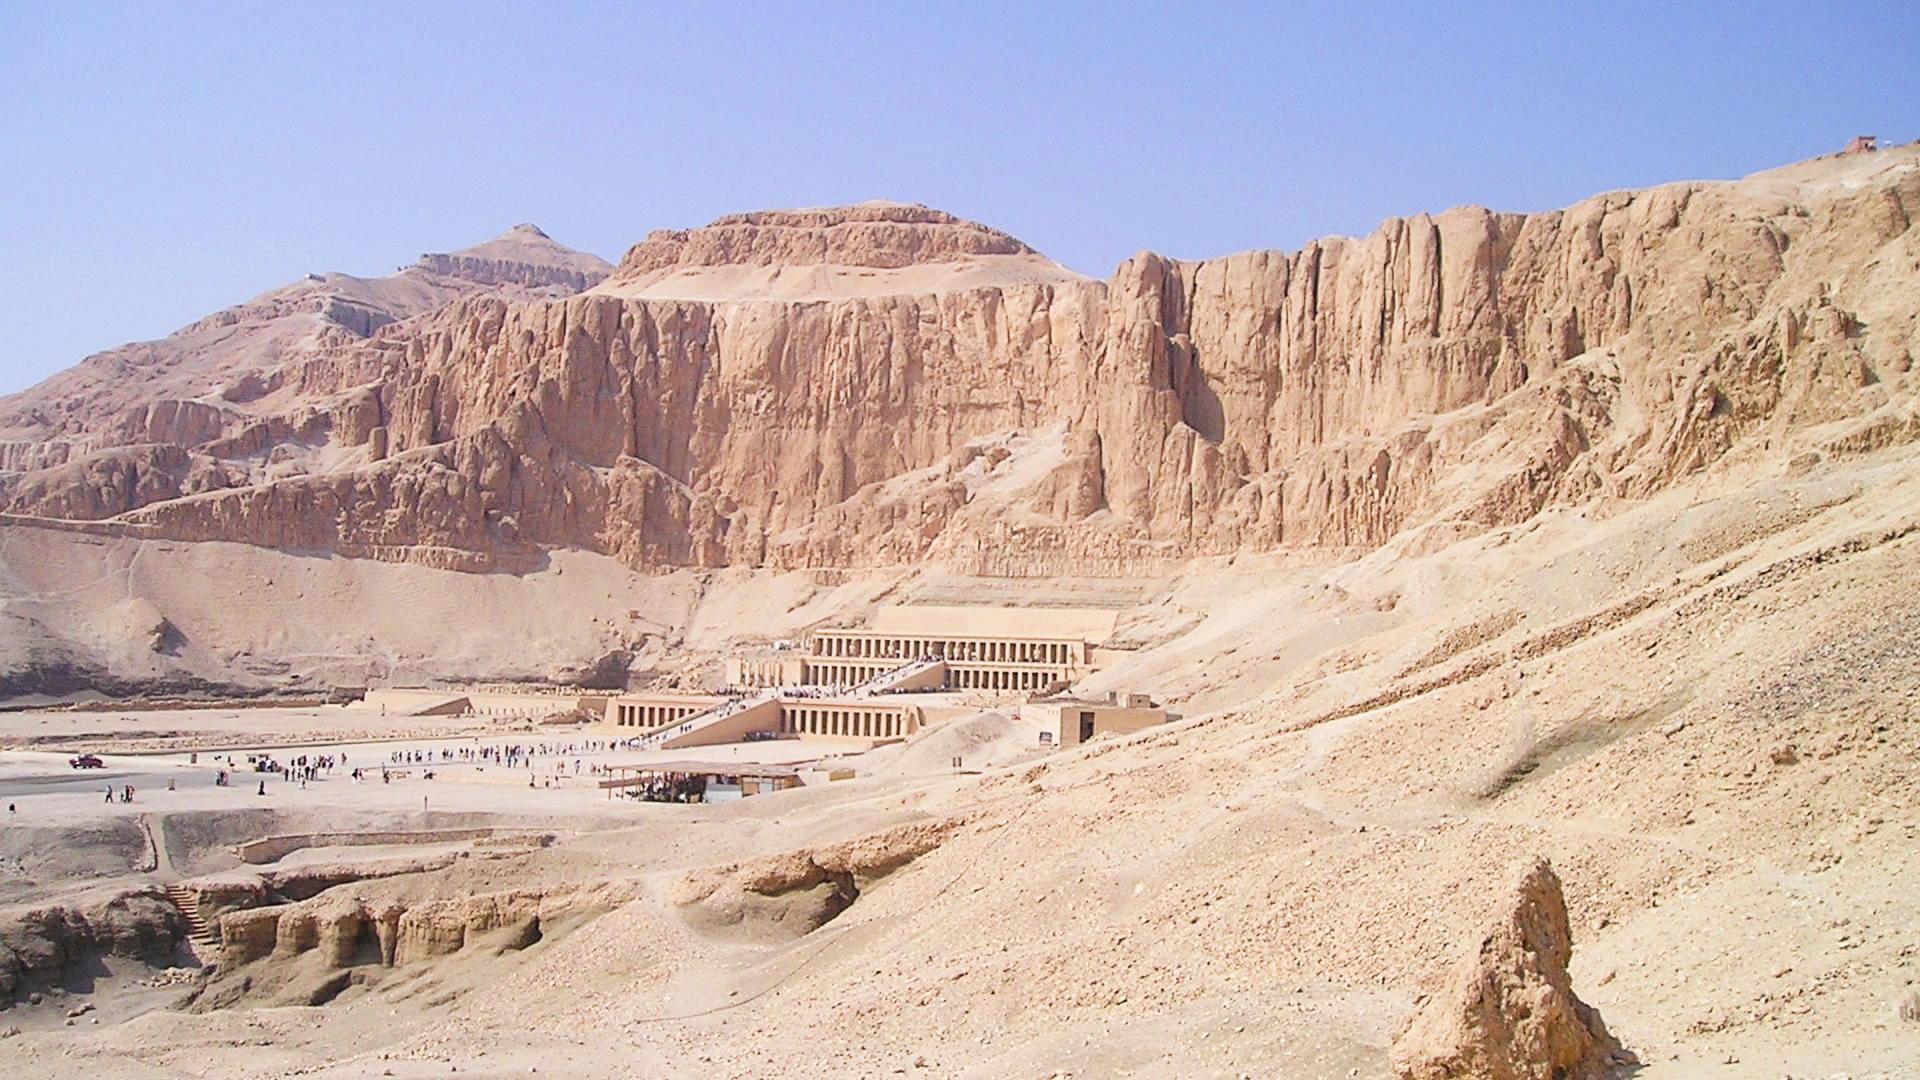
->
<box><xmin>65</xmin><ymin>732</ymin><xmax>729</xmax><ymax>810</ymax></box>
<box><xmin>624</xmin><ymin>774</ymin><xmax>707</xmax><ymax>803</ymax></box>
<box><xmin>386</xmin><ymin>737</ymin><xmax>644</xmax><ymax>771</ymax></box>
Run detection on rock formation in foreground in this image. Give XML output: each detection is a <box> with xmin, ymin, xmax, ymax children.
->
<box><xmin>1</xmin><ymin>149</ymin><xmax>1915</xmax><ymax>577</ymax></box>
<box><xmin>0</xmin><ymin>886</ymin><xmax>187</xmax><ymax>998</ymax></box>
<box><xmin>1391</xmin><ymin>858</ymin><xmax>1626</xmax><ymax>1080</ymax></box>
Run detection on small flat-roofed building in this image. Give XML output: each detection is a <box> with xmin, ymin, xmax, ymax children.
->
<box><xmin>1023</xmin><ymin>692</ymin><xmax>1171</xmax><ymax>747</ymax></box>
<box><xmin>598</xmin><ymin>761</ymin><xmax>804</xmax><ymax>802</ymax></box>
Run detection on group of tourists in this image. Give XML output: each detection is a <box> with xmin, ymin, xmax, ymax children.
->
<box><xmin>624</xmin><ymin>774</ymin><xmax>707</xmax><ymax>803</ymax></box>
<box><xmin>359</xmin><ymin>736</ymin><xmax>663</xmax><ymax>791</ymax></box>
<box><xmin>93</xmin><ymin>733</ymin><xmax>676</xmax><ymax>806</ymax></box>
<box><xmin>387</xmin><ymin>737</ymin><xmax>639</xmax><ymax>770</ymax></box>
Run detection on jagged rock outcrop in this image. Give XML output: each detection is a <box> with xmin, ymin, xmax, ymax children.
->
<box><xmin>411</xmin><ymin>223</ymin><xmax>611</xmax><ymax>292</ymax></box>
<box><xmin>0</xmin><ymin>886</ymin><xmax>186</xmax><ymax>998</ymax></box>
<box><xmin>3</xmin><ymin>151</ymin><xmax>1916</xmax><ymax>586</ymax></box>
<box><xmin>615</xmin><ymin>201</ymin><xmax>1039</xmax><ymax>275</ymax></box>
<box><xmin>1390</xmin><ymin>858</ymin><xmax>1627</xmax><ymax>1080</ymax></box>
<box><xmin>0</xmin><ymin>224</ymin><xmax>611</xmax><ymax>507</ymax></box>
<box><xmin>216</xmin><ymin>881</ymin><xmax>634</xmax><ymax>969</ymax></box>
<box><xmin>672</xmin><ymin>819</ymin><xmax>955</xmax><ymax>940</ymax></box>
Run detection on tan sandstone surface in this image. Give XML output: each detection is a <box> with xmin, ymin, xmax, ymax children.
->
<box><xmin>0</xmin><ymin>149</ymin><xmax>1917</xmax><ymax>1077</ymax></box>
<box><xmin>4</xmin><ymin>148</ymin><xmax>1917</xmax><ymax>696</ymax></box>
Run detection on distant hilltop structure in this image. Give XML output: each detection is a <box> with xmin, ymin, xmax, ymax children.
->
<box><xmin>1844</xmin><ymin>134</ymin><xmax>1878</xmax><ymax>154</ymax></box>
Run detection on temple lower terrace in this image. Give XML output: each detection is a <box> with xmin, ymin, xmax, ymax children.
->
<box><xmin>605</xmin><ymin>693</ymin><xmax>723</xmax><ymax>730</ymax></box>
<box><xmin>601</xmin><ymin>690</ymin><xmax>922</xmax><ymax>748</ymax></box>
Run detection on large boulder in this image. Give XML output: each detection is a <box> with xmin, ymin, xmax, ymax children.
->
<box><xmin>1391</xmin><ymin>858</ymin><xmax>1629</xmax><ymax>1080</ymax></box>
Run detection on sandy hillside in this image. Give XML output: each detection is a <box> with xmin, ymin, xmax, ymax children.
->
<box><xmin>0</xmin><ymin>427</ymin><xmax>1915</xmax><ymax>1077</ymax></box>
<box><xmin>1</xmin><ymin>146</ymin><xmax>1917</xmax><ymax>1078</ymax></box>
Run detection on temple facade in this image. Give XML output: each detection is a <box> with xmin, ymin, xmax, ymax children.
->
<box><xmin>605</xmin><ymin>692</ymin><xmax>723</xmax><ymax>729</ymax></box>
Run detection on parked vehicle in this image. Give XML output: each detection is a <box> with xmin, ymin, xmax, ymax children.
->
<box><xmin>69</xmin><ymin>753</ymin><xmax>106</xmax><ymax>769</ymax></box>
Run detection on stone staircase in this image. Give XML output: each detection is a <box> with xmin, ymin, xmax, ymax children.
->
<box><xmin>635</xmin><ymin>688</ymin><xmax>779</xmax><ymax>750</ymax></box>
<box><xmin>164</xmin><ymin>882</ymin><xmax>219</xmax><ymax>948</ymax></box>
<box><xmin>850</xmin><ymin>657</ymin><xmax>941</xmax><ymax>697</ymax></box>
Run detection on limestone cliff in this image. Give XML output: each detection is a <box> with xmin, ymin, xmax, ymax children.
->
<box><xmin>3</xmin><ymin>153</ymin><xmax>1916</xmax><ymax>579</ymax></box>
<box><xmin>0</xmin><ymin>224</ymin><xmax>611</xmax><ymax>505</ymax></box>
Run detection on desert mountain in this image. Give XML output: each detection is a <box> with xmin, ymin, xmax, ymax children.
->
<box><xmin>594</xmin><ymin>200</ymin><xmax>1090</xmax><ymax>301</ymax></box>
<box><xmin>2</xmin><ymin>150</ymin><xmax>1918</xmax><ymax>1075</ymax></box>
<box><xmin>0</xmin><ymin>224</ymin><xmax>609</xmax><ymax>475</ymax></box>
<box><xmin>0</xmin><ymin>149</ymin><xmax>1915</xmax><ymax>686</ymax></box>
<box><xmin>0</xmin><ymin>226</ymin><xmax>610</xmax><ymax>524</ymax></box>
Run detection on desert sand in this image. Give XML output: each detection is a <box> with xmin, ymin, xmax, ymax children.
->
<box><xmin>0</xmin><ymin>145</ymin><xmax>1917</xmax><ymax>1077</ymax></box>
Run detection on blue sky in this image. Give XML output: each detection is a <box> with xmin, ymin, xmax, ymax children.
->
<box><xmin>2</xmin><ymin>1</ymin><xmax>1917</xmax><ymax>394</ymax></box>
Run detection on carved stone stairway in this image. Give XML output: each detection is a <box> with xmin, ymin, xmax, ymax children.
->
<box><xmin>164</xmin><ymin>882</ymin><xmax>219</xmax><ymax>948</ymax></box>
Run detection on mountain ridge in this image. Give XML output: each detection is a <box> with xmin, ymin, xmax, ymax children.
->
<box><xmin>1</xmin><ymin>149</ymin><xmax>1915</xmax><ymax>584</ymax></box>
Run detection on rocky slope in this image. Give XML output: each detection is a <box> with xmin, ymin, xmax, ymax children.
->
<box><xmin>2</xmin><ymin>151</ymin><xmax>1916</xmax><ymax>587</ymax></box>
<box><xmin>6</xmin><ymin>150</ymin><xmax>1913</xmax><ymax>582</ymax></box>
<box><xmin>0</xmin><ymin>226</ymin><xmax>611</xmax><ymax>517</ymax></box>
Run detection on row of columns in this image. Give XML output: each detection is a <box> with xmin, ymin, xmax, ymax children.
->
<box><xmin>812</xmin><ymin>634</ymin><xmax>1076</xmax><ymax>666</ymax></box>
<box><xmin>613</xmin><ymin>701</ymin><xmax>707</xmax><ymax>728</ymax></box>
<box><xmin>805</xmin><ymin>660</ymin><xmax>892</xmax><ymax>687</ymax></box>
<box><xmin>949</xmin><ymin>666</ymin><xmax>1053</xmax><ymax>692</ymax></box>
<box><xmin>782</xmin><ymin>705</ymin><xmax>913</xmax><ymax>739</ymax></box>
<box><xmin>735</xmin><ymin>659</ymin><xmax>783</xmax><ymax>687</ymax></box>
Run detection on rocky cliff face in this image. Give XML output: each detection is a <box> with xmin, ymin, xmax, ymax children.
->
<box><xmin>614</xmin><ymin>201</ymin><xmax>1041</xmax><ymax>276</ymax></box>
<box><xmin>0</xmin><ymin>225</ymin><xmax>611</xmax><ymax>512</ymax></box>
<box><xmin>0</xmin><ymin>886</ymin><xmax>186</xmax><ymax>997</ymax></box>
<box><xmin>4</xmin><ymin>153</ymin><xmax>1916</xmax><ymax>578</ymax></box>
<box><xmin>410</xmin><ymin>223</ymin><xmax>611</xmax><ymax>292</ymax></box>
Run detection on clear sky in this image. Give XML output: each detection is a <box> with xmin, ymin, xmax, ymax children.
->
<box><xmin>2</xmin><ymin>1</ymin><xmax>1917</xmax><ymax>394</ymax></box>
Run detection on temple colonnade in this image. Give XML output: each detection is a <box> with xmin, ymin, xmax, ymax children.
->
<box><xmin>780</xmin><ymin>701</ymin><xmax>918</xmax><ymax>740</ymax></box>
<box><xmin>809</xmin><ymin>631</ymin><xmax>1084</xmax><ymax>667</ymax></box>
<box><xmin>609</xmin><ymin>698</ymin><xmax>718</xmax><ymax>729</ymax></box>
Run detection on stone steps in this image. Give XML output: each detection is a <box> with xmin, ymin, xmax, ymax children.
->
<box><xmin>164</xmin><ymin>882</ymin><xmax>219</xmax><ymax>945</ymax></box>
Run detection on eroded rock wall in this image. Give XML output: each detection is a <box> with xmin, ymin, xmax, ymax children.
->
<box><xmin>0</xmin><ymin>887</ymin><xmax>186</xmax><ymax>998</ymax></box>
<box><xmin>7</xmin><ymin>156</ymin><xmax>1918</xmax><ymax>579</ymax></box>
<box><xmin>215</xmin><ymin>881</ymin><xmax>634</xmax><ymax>969</ymax></box>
